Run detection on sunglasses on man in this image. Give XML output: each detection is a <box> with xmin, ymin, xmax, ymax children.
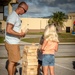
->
<box><xmin>19</xmin><ymin>6</ymin><xmax>27</xmax><ymax>13</ymax></box>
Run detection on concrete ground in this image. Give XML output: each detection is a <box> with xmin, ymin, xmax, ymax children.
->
<box><xmin>0</xmin><ymin>58</ymin><xmax>75</xmax><ymax>75</ymax></box>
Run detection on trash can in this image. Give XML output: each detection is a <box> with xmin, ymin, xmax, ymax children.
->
<box><xmin>66</xmin><ymin>27</ymin><xmax>70</xmax><ymax>33</ymax></box>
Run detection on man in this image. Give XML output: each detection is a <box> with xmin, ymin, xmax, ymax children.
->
<box><xmin>5</xmin><ymin>2</ymin><xmax>28</xmax><ymax>75</ymax></box>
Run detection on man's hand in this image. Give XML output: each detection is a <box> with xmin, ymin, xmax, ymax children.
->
<box><xmin>20</xmin><ymin>30</ymin><xmax>26</xmax><ymax>37</ymax></box>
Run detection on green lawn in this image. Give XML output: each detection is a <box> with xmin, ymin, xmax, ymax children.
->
<box><xmin>21</xmin><ymin>38</ymin><xmax>40</xmax><ymax>43</ymax></box>
<box><xmin>58</xmin><ymin>33</ymin><xmax>75</xmax><ymax>42</ymax></box>
<box><xmin>21</xmin><ymin>33</ymin><xmax>75</xmax><ymax>43</ymax></box>
<box><xmin>0</xmin><ymin>32</ymin><xmax>75</xmax><ymax>43</ymax></box>
<box><xmin>0</xmin><ymin>37</ymin><xmax>5</xmax><ymax>43</ymax></box>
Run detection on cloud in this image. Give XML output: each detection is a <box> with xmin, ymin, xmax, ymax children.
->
<box><xmin>4</xmin><ymin>0</ymin><xmax>75</xmax><ymax>17</ymax></box>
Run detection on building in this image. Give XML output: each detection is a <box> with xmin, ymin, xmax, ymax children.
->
<box><xmin>68</xmin><ymin>12</ymin><xmax>75</xmax><ymax>19</ymax></box>
<box><xmin>20</xmin><ymin>15</ymin><xmax>75</xmax><ymax>32</ymax></box>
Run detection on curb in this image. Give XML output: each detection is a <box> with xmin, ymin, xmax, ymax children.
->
<box><xmin>0</xmin><ymin>42</ymin><xmax>75</xmax><ymax>45</ymax></box>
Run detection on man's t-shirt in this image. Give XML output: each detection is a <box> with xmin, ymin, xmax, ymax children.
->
<box><xmin>5</xmin><ymin>11</ymin><xmax>21</xmax><ymax>44</ymax></box>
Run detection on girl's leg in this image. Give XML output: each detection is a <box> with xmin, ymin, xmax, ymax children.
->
<box><xmin>49</xmin><ymin>66</ymin><xmax>55</xmax><ymax>75</ymax></box>
<box><xmin>43</xmin><ymin>66</ymin><xmax>48</xmax><ymax>75</ymax></box>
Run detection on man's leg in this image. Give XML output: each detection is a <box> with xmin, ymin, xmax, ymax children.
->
<box><xmin>5</xmin><ymin>42</ymin><xmax>20</xmax><ymax>75</ymax></box>
<box><xmin>13</xmin><ymin>64</ymin><xmax>16</xmax><ymax>75</ymax></box>
<box><xmin>8</xmin><ymin>61</ymin><xmax>16</xmax><ymax>75</ymax></box>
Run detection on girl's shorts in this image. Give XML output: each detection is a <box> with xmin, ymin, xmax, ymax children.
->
<box><xmin>42</xmin><ymin>54</ymin><xmax>55</xmax><ymax>66</ymax></box>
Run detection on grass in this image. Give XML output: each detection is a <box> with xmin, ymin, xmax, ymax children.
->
<box><xmin>58</xmin><ymin>33</ymin><xmax>75</xmax><ymax>38</ymax></box>
<box><xmin>0</xmin><ymin>37</ymin><xmax>5</xmax><ymax>43</ymax></box>
<box><xmin>58</xmin><ymin>33</ymin><xmax>75</xmax><ymax>42</ymax></box>
<box><xmin>21</xmin><ymin>38</ymin><xmax>40</xmax><ymax>43</ymax></box>
<box><xmin>27</xmin><ymin>32</ymin><xmax>43</xmax><ymax>35</ymax></box>
<box><xmin>21</xmin><ymin>32</ymin><xmax>75</xmax><ymax>43</ymax></box>
<box><xmin>0</xmin><ymin>32</ymin><xmax>75</xmax><ymax>43</ymax></box>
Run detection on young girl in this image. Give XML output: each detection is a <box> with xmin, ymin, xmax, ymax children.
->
<box><xmin>41</xmin><ymin>24</ymin><xmax>59</xmax><ymax>75</ymax></box>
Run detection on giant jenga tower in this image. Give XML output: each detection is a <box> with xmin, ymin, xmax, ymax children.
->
<box><xmin>22</xmin><ymin>44</ymin><xmax>38</xmax><ymax>75</ymax></box>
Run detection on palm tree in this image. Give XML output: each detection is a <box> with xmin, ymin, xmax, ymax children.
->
<box><xmin>48</xmin><ymin>11</ymin><xmax>67</xmax><ymax>32</ymax></box>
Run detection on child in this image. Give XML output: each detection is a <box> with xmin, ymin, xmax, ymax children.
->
<box><xmin>37</xmin><ymin>35</ymin><xmax>44</xmax><ymax>75</ymax></box>
<box><xmin>41</xmin><ymin>24</ymin><xmax>59</xmax><ymax>75</ymax></box>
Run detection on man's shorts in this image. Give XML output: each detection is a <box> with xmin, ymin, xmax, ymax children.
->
<box><xmin>42</xmin><ymin>54</ymin><xmax>55</xmax><ymax>66</ymax></box>
<box><xmin>5</xmin><ymin>42</ymin><xmax>21</xmax><ymax>62</ymax></box>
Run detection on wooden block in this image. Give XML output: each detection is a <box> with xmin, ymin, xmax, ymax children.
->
<box><xmin>22</xmin><ymin>55</ymin><xmax>37</xmax><ymax>61</ymax></box>
<box><xmin>25</xmin><ymin>68</ymin><xmax>37</xmax><ymax>72</ymax></box>
<box><xmin>22</xmin><ymin>59</ymin><xmax>37</xmax><ymax>62</ymax></box>
<box><xmin>22</xmin><ymin>61</ymin><xmax>38</xmax><ymax>74</ymax></box>
<box><xmin>22</xmin><ymin>61</ymin><xmax>38</xmax><ymax>66</ymax></box>
<box><xmin>24</xmin><ymin>45</ymin><xmax>38</xmax><ymax>52</ymax></box>
<box><xmin>23</xmin><ymin>50</ymin><xmax>37</xmax><ymax>56</ymax></box>
<box><xmin>26</xmin><ymin>71</ymin><xmax>37</xmax><ymax>75</ymax></box>
<box><xmin>22</xmin><ymin>63</ymin><xmax>38</xmax><ymax>75</ymax></box>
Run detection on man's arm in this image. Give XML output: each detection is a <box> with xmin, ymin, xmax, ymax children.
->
<box><xmin>6</xmin><ymin>23</ymin><xmax>25</xmax><ymax>37</ymax></box>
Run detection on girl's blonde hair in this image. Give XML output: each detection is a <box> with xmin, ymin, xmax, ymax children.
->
<box><xmin>44</xmin><ymin>24</ymin><xmax>59</xmax><ymax>42</ymax></box>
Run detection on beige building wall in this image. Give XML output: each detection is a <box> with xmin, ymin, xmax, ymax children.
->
<box><xmin>21</xmin><ymin>18</ymin><xmax>49</xmax><ymax>30</ymax></box>
<box><xmin>68</xmin><ymin>12</ymin><xmax>75</xmax><ymax>19</ymax></box>
<box><xmin>21</xmin><ymin>18</ymin><xmax>75</xmax><ymax>31</ymax></box>
<box><xmin>63</xmin><ymin>19</ymin><xmax>74</xmax><ymax>31</ymax></box>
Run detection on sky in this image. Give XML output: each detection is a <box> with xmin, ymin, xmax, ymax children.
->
<box><xmin>4</xmin><ymin>0</ymin><xmax>75</xmax><ymax>18</ymax></box>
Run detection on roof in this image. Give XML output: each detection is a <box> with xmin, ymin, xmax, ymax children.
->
<box><xmin>0</xmin><ymin>0</ymin><xmax>11</xmax><ymax>6</ymax></box>
<box><xmin>0</xmin><ymin>0</ymin><xmax>18</xmax><ymax>6</ymax></box>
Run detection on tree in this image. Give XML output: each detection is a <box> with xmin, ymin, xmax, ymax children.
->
<box><xmin>48</xmin><ymin>11</ymin><xmax>67</xmax><ymax>32</ymax></box>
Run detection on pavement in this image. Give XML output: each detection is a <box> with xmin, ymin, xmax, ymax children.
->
<box><xmin>0</xmin><ymin>58</ymin><xmax>75</xmax><ymax>75</ymax></box>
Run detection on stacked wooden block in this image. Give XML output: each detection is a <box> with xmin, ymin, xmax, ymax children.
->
<box><xmin>22</xmin><ymin>44</ymin><xmax>38</xmax><ymax>75</ymax></box>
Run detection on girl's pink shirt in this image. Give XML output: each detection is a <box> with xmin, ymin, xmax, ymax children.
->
<box><xmin>41</xmin><ymin>40</ymin><xmax>58</xmax><ymax>54</ymax></box>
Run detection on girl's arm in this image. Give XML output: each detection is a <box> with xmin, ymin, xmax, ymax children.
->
<box><xmin>41</xmin><ymin>40</ymin><xmax>48</xmax><ymax>51</ymax></box>
<box><xmin>55</xmin><ymin>42</ymin><xmax>59</xmax><ymax>52</ymax></box>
